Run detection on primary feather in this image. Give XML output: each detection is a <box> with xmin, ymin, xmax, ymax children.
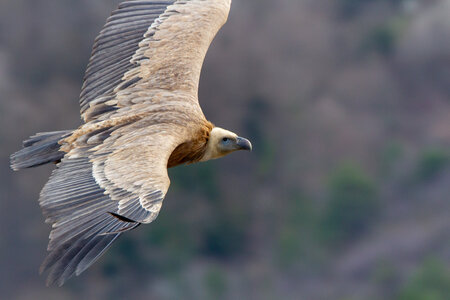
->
<box><xmin>10</xmin><ymin>0</ymin><xmax>251</xmax><ymax>286</ymax></box>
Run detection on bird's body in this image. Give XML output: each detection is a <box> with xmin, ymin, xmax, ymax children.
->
<box><xmin>10</xmin><ymin>0</ymin><xmax>251</xmax><ymax>286</ymax></box>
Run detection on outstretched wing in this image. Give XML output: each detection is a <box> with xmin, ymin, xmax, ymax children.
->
<box><xmin>40</xmin><ymin>119</ymin><xmax>191</xmax><ymax>286</ymax></box>
<box><xmin>80</xmin><ymin>0</ymin><xmax>231</xmax><ymax>122</ymax></box>
<box><xmin>39</xmin><ymin>0</ymin><xmax>231</xmax><ymax>285</ymax></box>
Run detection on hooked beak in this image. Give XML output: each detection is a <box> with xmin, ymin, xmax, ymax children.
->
<box><xmin>236</xmin><ymin>137</ymin><xmax>252</xmax><ymax>151</ymax></box>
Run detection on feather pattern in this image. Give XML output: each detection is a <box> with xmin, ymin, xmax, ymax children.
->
<box><xmin>11</xmin><ymin>0</ymin><xmax>233</xmax><ymax>286</ymax></box>
<box><xmin>10</xmin><ymin>131</ymin><xmax>71</xmax><ymax>170</ymax></box>
<box><xmin>80</xmin><ymin>0</ymin><xmax>177</xmax><ymax>119</ymax></box>
<box><xmin>39</xmin><ymin>156</ymin><xmax>136</xmax><ymax>286</ymax></box>
<box><xmin>80</xmin><ymin>0</ymin><xmax>231</xmax><ymax>122</ymax></box>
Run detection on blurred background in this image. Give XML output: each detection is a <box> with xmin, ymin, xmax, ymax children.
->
<box><xmin>1</xmin><ymin>0</ymin><xmax>449</xmax><ymax>299</ymax></box>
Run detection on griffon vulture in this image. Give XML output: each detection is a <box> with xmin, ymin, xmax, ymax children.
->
<box><xmin>10</xmin><ymin>0</ymin><xmax>252</xmax><ymax>286</ymax></box>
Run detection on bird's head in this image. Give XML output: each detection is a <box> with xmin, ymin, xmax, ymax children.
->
<box><xmin>201</xmin><ymin>127</ymin><xmax>252</xmax><ymax>161</ymax></box>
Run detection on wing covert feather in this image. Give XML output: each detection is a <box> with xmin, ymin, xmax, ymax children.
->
<box><xmin>40</xmin><ymin>118</ymin><xmax>194</xmax><ymax>285</ymax></box>
<box><xmin>81</xmin><ymin>0</ymin><xmax>231</xmax><ymax>122</ymax></box>
<box><xmin>80</xmin><ymin>0</ymin><xmax>177</xmax><ymax>117</ymax></box>
<box><xmin>90</xmin><ymin>119</ymin><xmax>191</xmax><ymax>223</ymax></box>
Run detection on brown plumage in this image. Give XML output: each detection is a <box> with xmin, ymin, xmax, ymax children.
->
<box><xmin>168</xmin><ymin>120</ymin><xmax>214</xmax><ymax>168</ymax></box>
<box><xmin>10</xmin><ymin>0</ymin><xmax>252</xmax><ymax>286</ymax></box>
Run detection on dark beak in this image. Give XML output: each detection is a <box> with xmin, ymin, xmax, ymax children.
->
<box><xmin>236</xmin><ymin>137</ymin><xmax>252</xmax><ymax>151</ymax></box>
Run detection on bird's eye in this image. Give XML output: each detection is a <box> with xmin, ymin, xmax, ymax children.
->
<box><xmin>222</xmin><ymin>137</ymin><xmax>229</xmax><ymax>142</ymax></box>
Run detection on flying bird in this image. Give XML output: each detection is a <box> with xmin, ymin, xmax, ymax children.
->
<box><xmin>10</xmin><ymin>0</ymin><xmax>251</xmax><ymax>286</ymax></box>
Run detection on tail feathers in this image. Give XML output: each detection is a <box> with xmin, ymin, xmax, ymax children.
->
<box><xmin>10</xmin><ymin>130</ymin><xmax>72</xmax><ymax>171</ymax></box>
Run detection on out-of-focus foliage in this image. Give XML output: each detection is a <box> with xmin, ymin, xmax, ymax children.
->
<box><xmin>276</xmin><ymin>192</ymin><xmax>319</xmax><ymax>269</ymax></box>
<box><xmin>339</xmin><ymin>0</ymin><xmax>403</xmax><ymax>17</ymax></box>
<box><xmin>320</xmin><ymin>164</ymin><xmax>379</xmax><ymax>245</ymax></box>
<box><xmin>397</xmin><ymin>259</ymin><xmax>450</xmax><ymax>300</ymax></box>
<box><xmin>204</xmin><ymin>265</ymin><xmax>228</xmax><ymax>300</ymax></box>
<box><xmin>414</xmin><ymin>149</ymin><xmax>449</xmax><ymax>182</ymax></box>
<box><xmin>244</xmin><ymin>96</ymin><xmax>276</xmax><ymax>177</ymax></box>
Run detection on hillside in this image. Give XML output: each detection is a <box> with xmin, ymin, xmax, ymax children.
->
<box><xmin>0</xmin><ymin>0</ymin><xmax>449</xmax><ymax>299</ymax></box>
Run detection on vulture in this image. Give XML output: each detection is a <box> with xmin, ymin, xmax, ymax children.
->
<box><xmin>10</xmin><ymin>0</ymin><xmax>252</xmax><ymax>286</ymax></box>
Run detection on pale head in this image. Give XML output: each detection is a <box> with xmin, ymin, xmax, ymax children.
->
<box><xmin>201</xmin><ymin>127</ymin><xmax>252</xmax><ymax>162</ymax></box>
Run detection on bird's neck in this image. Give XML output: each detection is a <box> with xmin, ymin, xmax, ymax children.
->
<box><xmin>167</xmin><ymin>120</ymin><xmax>213</xmax><ymax>168</ymax></box>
